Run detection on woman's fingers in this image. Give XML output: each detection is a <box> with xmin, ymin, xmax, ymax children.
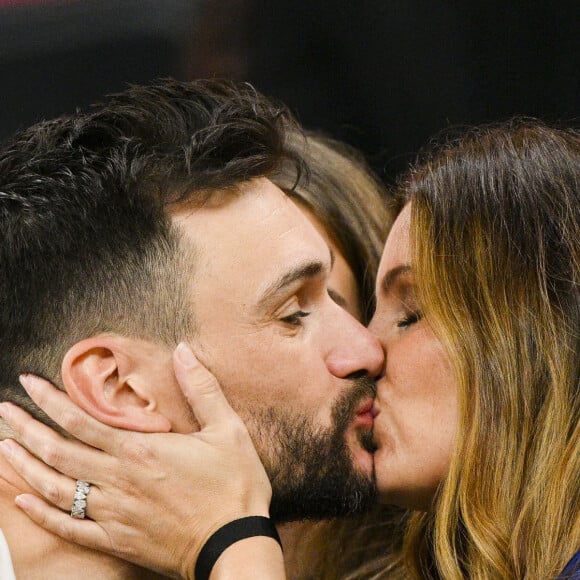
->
<box><xmin>17</xmin><ymin>375</ymin><xmax>123</xmax><ymax>453</ymax></box>
<box><xmin>174</xmin><ymin>342</ymin><xmax>241</xmax><ymax>429</ymax></box>
<box><xmin>0</xmin><ymin>401</ymin><xmax>108</xmax><ymax>481</ymax></box>
<box><xmin>15</xmin><ymin>492</ymin><xmax>196</xmax><ymax>577</ymax></box>
<box><xmin>174</xmin><ymin>343</ymin><xmax>272</xmax><ymax>504</ymax></box>
<box><xmin>0</xmin><ymin>439</ymin><xmax>102</xmax><ymax>517</ymax></box>
<box><xmin>0</xmin><ymin>342</ymin><xmax>274</xmax><ymax>577</ymax></box>
<box><xmin>14</xmin><ymin>494</ymin><xmax>115</xmax><ymax>555</ymax></box>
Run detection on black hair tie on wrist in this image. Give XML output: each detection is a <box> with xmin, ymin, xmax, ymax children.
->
<box><xmin>195</xmin><ymin>516</ymin><xmax>282</xmax><ymax>580</ymax></box>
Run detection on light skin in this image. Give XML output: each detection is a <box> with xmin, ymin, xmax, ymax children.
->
<box><xmin>212</xmin><ymin>213</ymin><xmax>363</xmax><ymax>575</ymax></box>
<box><xmin>172</xmin><ymin>179</ymin><xmax>382</xmax><ymax>485</ymax></box>
<box><xmin>0</xmin><ymin>455</ymin><xmax>154</xmax><ymax>579</ymax></box>
<box><xmin>298</xmin><ymin>203</ymin><xmax>362</xmax><ymax>321</ymax></box>
<box><xmin>369</xmin><ymin>204</ymin><xmax>457</xmax><ymax>509</ymax></box>
<box><xmin>182</xmin><ymin>198</ymin><xmax>457</xmax><ymax>516</ymax></box>
<box><xmin>0</xmin><ymin>177</ymin><xmax>384</xmax><ymax>578</ymax></box>
<box><xmin>0</xmin><ymin>202</ymin><xmax>459</xmax><ymax>576</ymax></box>
<box><xmin>40</xmin><ymin>177</ymin><xmax>381</xmax><ymax>478</ymax></box>
<box><xmin>0</xmin><ymin>354</ymin><xmax>285</xmax><ymax>579</ymax></box>
<box><xmin>272</xmin><ymin>201</ymin><xmax>363</xmax><ymax>563</ymax></box>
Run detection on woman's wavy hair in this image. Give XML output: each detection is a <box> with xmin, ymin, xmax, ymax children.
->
<box><xmin>399</xmin><ymin>120</ymin><xmax>579</xmax><ymax>579</ymax></box>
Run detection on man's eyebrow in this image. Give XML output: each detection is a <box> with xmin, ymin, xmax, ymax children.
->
<box><xmin>381</xmin><ymin>264</ymin><xmax>413</xmax><ymax>293</ymax></box>
<box><xmin>258</xmin><ymin>252</ymin><xmax>333</xmax><ymax>308</ymax></box>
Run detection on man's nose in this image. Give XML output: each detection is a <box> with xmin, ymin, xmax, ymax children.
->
<box><xmin>326</xmin><ymin>312</ymin><xmax>384</xmax><ymax>379</ymax></box>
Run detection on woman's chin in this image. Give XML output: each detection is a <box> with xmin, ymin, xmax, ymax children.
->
<box><xmin>374</xmin><ymin>457</ymin><xmax>438</xmax><ymax>510</ymax></box>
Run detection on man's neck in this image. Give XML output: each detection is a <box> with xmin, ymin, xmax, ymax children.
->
<box><xmin>0</xmin><ymin>455</ymin><xmax>163</xmax><ymax>579</ymax></box>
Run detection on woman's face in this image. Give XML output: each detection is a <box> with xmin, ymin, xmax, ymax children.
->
<box><xmin>368</xmin><ymin>204</ymin><xmax>457</xmax><ymax>510</ymax></box>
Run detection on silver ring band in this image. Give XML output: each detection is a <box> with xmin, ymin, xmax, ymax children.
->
<box><xmin>70</xmin><ymin>480</ymin><xmax>91</xmax><ymax>519</ymax></box>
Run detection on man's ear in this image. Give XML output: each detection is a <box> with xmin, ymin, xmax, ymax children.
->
<box><xmin>61</xmin><ymin>336</ymin><xmax>172</xmax><ymax>432</ymax></box>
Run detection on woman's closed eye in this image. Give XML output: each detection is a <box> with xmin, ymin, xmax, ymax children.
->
<box><xmin>397</xmin><ymin>311</ymin><xmax>422</xmax><ymax>328</ymax></box>
<box><xmin>280</xmin><ymin>310</ymin><xmax>311</xmax><ymax>326</ymax></box>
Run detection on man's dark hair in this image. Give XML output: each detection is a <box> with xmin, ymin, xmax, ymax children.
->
<box><xmin>0</xmin><ymin>78</ymin><xmax>298</xmax><ymax>419</ymax></box>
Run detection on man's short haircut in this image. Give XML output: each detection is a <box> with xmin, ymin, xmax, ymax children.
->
<box><xmin>0</xmin><ymin>78</ymin><xmax>298</xmax><ymax>420</ymax></box>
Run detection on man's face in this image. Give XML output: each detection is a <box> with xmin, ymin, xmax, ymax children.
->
<box><xmin>173</xmin><ymin>179</ymin><xmax>384</xmax><ymax>521</ymax></box>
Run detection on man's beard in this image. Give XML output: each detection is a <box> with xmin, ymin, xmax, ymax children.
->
<box><xmin>248</xmin><ymin>377</ymin><xmax>377</xmax><ymax>523</ymax></box>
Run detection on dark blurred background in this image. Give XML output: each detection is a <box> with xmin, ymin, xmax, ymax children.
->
<box><xmin>1</xmin><ymin>0</ymin><xmax>578</xmax><ymax>181</ymax></box>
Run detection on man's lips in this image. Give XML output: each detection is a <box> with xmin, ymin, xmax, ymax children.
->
<box><xmin>353</xmin><ymin>398</ymin><xmax>376</xmax><ymax>429</ymax></box>
<box><xmin>356</xmin><ymin>398</ymin><xmax>376</xmax><ymax>416</ymax></box>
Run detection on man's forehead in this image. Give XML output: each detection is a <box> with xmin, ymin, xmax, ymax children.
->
<box><xmin>171</xmin><ymin>178</ymin><xmax>332</xmax><ymax>297</ymax></box>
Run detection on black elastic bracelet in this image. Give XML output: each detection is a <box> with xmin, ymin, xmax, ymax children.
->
<box><xmin>194</xmin><ymin>516</ymin><xmax>282</xmax><ymax>580</ymax></box>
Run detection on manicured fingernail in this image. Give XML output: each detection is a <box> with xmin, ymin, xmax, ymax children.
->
<box><xmin>0</xmin><ymin>439</ymin><xmax>14</xmax><ymax>461</ymax></box>
<box><xmin>0</xmin><ymin>402</ymin><xmax>13</xmax><ymax>421</ymax></box>
<box><xmin>15</xmin><ymin>494</ymin><xmax>33</xmax><ymax>511</ymax></box>
<box><xmin>175</xmin><ymin>342</ymin><xmax>198</xmax><ymax>368</ymax></box>
<box><xmin>19</xmin><ymin>374</ymin><xmax>39</xmax><ymax>394</ymax></box>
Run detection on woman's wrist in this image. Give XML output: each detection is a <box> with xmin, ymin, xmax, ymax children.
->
<box><xmin>209</xmin><ymin>534</ymin><xmax>285</xmax><ymax>580</ymax></box>
<box><xmin>187</xmin><ymin>516</ymin><xmax>285</xmax><ymax>580</ymax></box>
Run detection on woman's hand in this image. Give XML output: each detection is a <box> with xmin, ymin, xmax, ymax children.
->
<box><xmin>0</xmin><ymin>343</ymin><xmax>278</xmax><ymax>579</ymax></box>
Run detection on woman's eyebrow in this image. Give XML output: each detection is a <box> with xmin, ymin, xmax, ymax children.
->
<box><xmin>381</xmin><ymin>264</ymin><xmax>413</xmax><ymax>294</ymax></box>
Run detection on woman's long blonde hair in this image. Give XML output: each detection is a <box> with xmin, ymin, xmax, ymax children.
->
<box><xmin>401</xmin><ymin>120</ymin><xmax>579</xmax><ymax>578</ymax></box>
